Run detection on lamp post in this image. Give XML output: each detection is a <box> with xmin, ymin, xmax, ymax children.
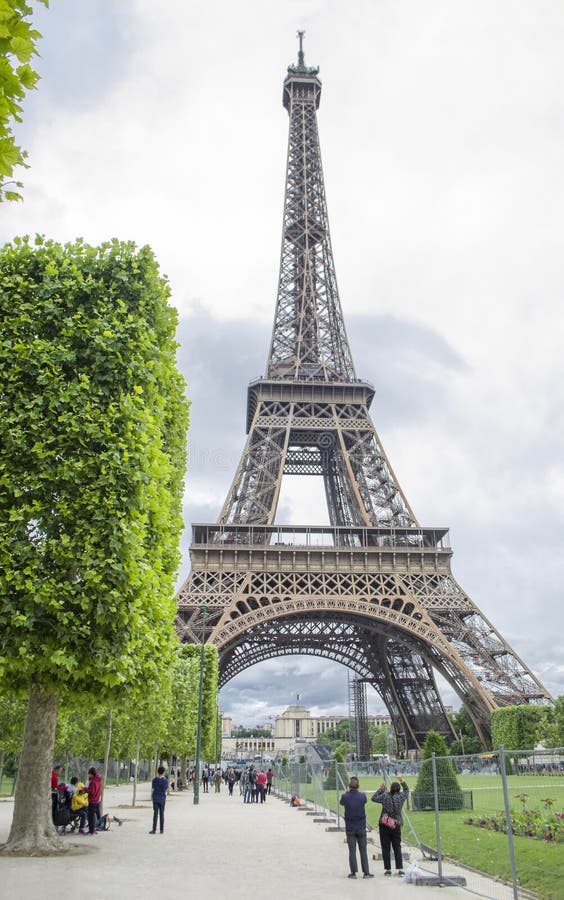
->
<box><xmin>193</xmin><ymin>604</ymin><xmax>209</xmax><ymax>806</ymax></box>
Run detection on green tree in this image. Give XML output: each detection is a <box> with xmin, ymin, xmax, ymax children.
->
<box><xmin>491</xmin><ymin>705</ymin><xmax>548</xmax><ymax>751</ymax></box>
<box><xmin>0</xmin><ymin>1</ymin><xmax>48</xmax><ymax>201</ymax></box>
<box><xmin>324</xmin><ymin>749</ymin><xmax>349</xmax><ymax>791</ymax></box>
<box><xmin>449</xmin><ymin>705</ymin><xmax>484</xmax><ymax>756</ymax></box>
<box><xmin>413</xmin><ymin>730</ymin><xmax>464</xmax><ymax>811</ymax></box>
<box><xmin>541</xmin><ymin>696</ymin><xmax>564</xmax><ymax>748</ymax></box>
<box><xmin>368</xmin><ymin>724</ymin><xmax>388</xmax><ymax>756</ymax></box>
<box><xmin>0</xmin><ymin>237</ymin><xmax>188</xmax><ymax>853</ymax></box>
<box><xmin>161</xmin><ymin>645</ymin><xmax>199</xmax><ymax>761</ymax></box>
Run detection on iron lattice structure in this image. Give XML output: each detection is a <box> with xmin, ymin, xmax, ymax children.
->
<box><xmin>177</xmin><ymin>37</ymin><xmax>551</xmax><ymax>749</ymax></box>
<box><xmin>349</xmin><ymin>675</ymin><xmax>371</xmax><ymax>762</ymax></box>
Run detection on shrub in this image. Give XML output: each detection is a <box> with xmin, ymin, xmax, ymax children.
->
<box><xmin>414</xmin><ymin>730</ymin><xmax>465</xmax><ymax>810</ymax></box>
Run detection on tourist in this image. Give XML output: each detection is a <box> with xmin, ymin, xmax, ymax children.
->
<box><xmin>150</xmin><ymin>765</ymin><xmax>168</xmax><ymax>834</ymax></box>
<box><xmin>256</xmin><ymin>770</ymin><xmax>267</xmax><ymax>803</ymax></box>
<box><xmin>85</xmin><ymin>766</ymin><xmax>102</xmax><ymax>835</ymax></box>
<box><xmin>227</xmin><ymin>768</ymin><xmax>236</xmax><ymax>795</ymax></box>
<box><xmin>201</xmin><ymin>766</ymin><xmax>210</xmax><ymax>793</ymax></box>
<box><xmin>51</xmin><ymin>764</ymin><xmax>62</xmax><ymax>790</ymax></box>
<box><xmin>266</xmin><ymin>767</ymin><xmax>274</xmax><ymax>795</ymax></box>
<box><xmin>241</xmin><ymin>768</ymin><xmax>250</xmax><ymax>801</ymax></box>
<box><xmin>340</xmin><ymin>776</ymin><xmax>373</xmax><ymax>879</ymax></box>
<box><xmin>68</xmin><ymin>776</ymin><xmax>88</xmax><ymax>833</ymax></box>
<box><xmin>214</xmin><ymin>768</ymin><xmax>222</xmax><ymax>793</ymax></box>
<box><xmin>371</xmin><ymin>777</ymin><xmax>409</xmax><ymax>876</ymax></box>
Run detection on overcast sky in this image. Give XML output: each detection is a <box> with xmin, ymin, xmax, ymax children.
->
<box><xmin>3</xmin><ymin>0</ymin><xmax>563</xmax><ymax>726</ymax></box>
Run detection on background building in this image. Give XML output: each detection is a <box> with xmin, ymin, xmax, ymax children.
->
<box><xmin>220</xmin><ymin>704</ymin><xmax>392</xmax><ymax>760</ymax></box>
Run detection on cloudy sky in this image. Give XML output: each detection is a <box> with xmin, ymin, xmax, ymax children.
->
<box><xmin>3</xmin><ymin>0</ymin><xmax>564</xmax><ymax>726</ymax></box>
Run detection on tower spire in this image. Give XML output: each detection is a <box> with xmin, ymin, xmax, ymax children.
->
<box><xmin>297</xmin><ymin>29</ymin><xmax>305</xmax><ymax>68</ymax></box>
<box><xmin>267</xmin><ymin>44</ymin><xmax>354</xmax><ymax>381</ymax></box>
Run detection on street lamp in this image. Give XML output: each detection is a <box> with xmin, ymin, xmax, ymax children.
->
<box><xmin>193</xmin><ymin>604</ymin><xmax>209</xmax><ymax>806</ymax></box>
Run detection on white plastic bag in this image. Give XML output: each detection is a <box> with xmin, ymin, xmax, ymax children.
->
<box><xmin>403</xmin><ymin>862</ymin><xmax>426</xmax><ymax>883</ymax></box>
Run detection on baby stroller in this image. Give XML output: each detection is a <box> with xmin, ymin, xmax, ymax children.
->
<box><xmin>52</xmin><ymin>786</ymin><xmax>73</xmax><ymax>834</ymax></box>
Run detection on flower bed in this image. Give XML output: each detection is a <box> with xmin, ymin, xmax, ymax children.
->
<box><xmin>464</xmin><ymin>795</ymin><xmax>564</xmax><ymax>842</ymax></box>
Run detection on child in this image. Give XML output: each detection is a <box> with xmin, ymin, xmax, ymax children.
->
<box><xmin>68</xmin><ymin>776</ymin><xmax>88</xmax><ymax>833</ymax></box>
<box><xmin>150</xmin><ymin>766</ymin><xmax>168</xmax><ymax>834</ymax></box>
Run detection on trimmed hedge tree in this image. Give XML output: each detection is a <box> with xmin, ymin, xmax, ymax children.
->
<box><xmin>413</xmin><ymin>730</ymin><xmax>464</xmax><ymax>811</ymax></box>
<box><xmin>0</xmin><ymin>237</ymin><xmax>188</xmax><ymax>852</ymax></box>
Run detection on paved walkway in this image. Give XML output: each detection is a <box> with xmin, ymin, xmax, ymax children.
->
<box><xmin>0</xmin><ymin>785</ymin><xmax>511</xmax><ymax>900</ymax></box>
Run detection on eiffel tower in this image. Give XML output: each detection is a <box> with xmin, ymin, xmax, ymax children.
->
<box><xmin>177</xmin><ymin>34</ymin><xmax>551</xmax><ymax>749</ymax></box>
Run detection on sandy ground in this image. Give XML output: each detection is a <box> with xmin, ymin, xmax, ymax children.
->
<box><xmin>0</xmin><ymin>784</ymin><xmax>516</xmax><ymax>900</ymax></box>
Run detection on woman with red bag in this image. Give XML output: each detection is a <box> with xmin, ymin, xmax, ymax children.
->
<box><xmin>371</xmin><ymin>777</ymin><xmax>409</xmax><ymax>876</ymax></box>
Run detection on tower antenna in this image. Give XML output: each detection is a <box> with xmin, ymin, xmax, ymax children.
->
<box><xmin>297</xmin><ymin>29</ymin><xmax>305</xmax><ymax>67</ymax></box>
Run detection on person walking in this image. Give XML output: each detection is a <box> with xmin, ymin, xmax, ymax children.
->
<box><xmin>266</xmin><ymin>767</ymin><xmax>274</xmax><ymax>795</ymax></box>
<box><xmin>201</xmin><ymin>767</ymin><xmax>210</xmax><ymax>793</ymax></box>
<box><xmin>339</xmin><ymin>776</ymin><xmax>373</xmax><ymax>879</ymax></box>
<box><xmin>214</xmin><ymin>769</ymin><xmax>222</xmax><ymax>793</ymax></box>
<box><xmin>85</xmin><ymin>766</ymin><xmax>102</xmax><ymax>835</ymax></box>
<box><xmin>150</xmin><ymin>765</ymin><xmax>168</xmax><ymax>834</ymax></box>
<box><xmin>371</xmin><ymin>777</ymin><xmax>409</xmax><ymax>876</ymax></box>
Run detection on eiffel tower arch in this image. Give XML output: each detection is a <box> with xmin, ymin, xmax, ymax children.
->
<box><xmin>177</xmin><ymin>35</ymin><xmax>551</xmax><ymax>750</ymax></box>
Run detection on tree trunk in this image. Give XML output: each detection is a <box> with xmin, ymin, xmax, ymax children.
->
<box><xmin>2</xmin><ymin>684</ymin><xmax>60</xmax><ymax>854</ymax></box>
<box><xmin>101</xmin><ymin>710</ymin><xmax>112</xmax><ymax>814</ymax></box>
<box><xmin>0</xmin><ymin>750</ymin><xmax>4</xmax><ymax>793</ymax></box>
<box><xmin>132</xmin><ymin>734</ymin><xmax>141</xmax><ymax>807</ymax></box>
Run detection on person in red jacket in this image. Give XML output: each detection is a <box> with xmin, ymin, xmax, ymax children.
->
<box><xmin>256</xmin><ymin>770</ymin><xmax>267</xmax><ymax>803</ymax></box>
<box><xmin>86</xmin><ymin>766</ymin><xmax>103</xmax><ymax>834</ymax></box>
<box><xmin>51</xmin><ymin>765</ymin><xmax>62</xmax><ymax>790</ymax></box>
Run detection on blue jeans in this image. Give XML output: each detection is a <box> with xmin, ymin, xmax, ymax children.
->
<box><xmin>152</xmin><ymin>801</ymin><xmax>165</xmax><ymax>832</ymax></box>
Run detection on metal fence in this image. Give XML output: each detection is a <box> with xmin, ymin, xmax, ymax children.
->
<box><xmin>273</xmin><ymin>747</ymin><xmax>564</xmax><ymax>899</ymax></box>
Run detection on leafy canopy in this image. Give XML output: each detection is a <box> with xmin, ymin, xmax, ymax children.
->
<box><xmin>0</xmin><ymin>236</ymin><xmax>188</xmax><ymax>700</ymax></box>
<box><xmin>0</xmin><ymin>1</ymin><xmax>48</xmax><ymax>201</ymax></box>
<box><xmin>491</xmin><ymin>704</ymin><xmax>551</xmax><ymax>751</ymax></box>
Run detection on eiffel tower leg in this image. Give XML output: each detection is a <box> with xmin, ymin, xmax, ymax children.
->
<box><xmin>366</xmin><ymin>637</ymin><xmax>456</xmax><ymax>751</ymax></box>
<box><xmin>219</xmin><ymin>402</ymin><xmax>291</xmax><ymax>525</ymax></box>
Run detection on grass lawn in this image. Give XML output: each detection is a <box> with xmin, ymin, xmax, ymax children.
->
<box><xmin>0</xmin><ymin>775</ymin><xmax>15</xmax><ymax>797</ymax></box>
<box><xmin>299</xmin><ymin>773</ymin><xmax>564</xmax><ymax>899</ymax></box>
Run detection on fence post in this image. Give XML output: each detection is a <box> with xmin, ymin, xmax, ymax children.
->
<box><xmin>431</xmin><ymin>752</ymin><xmax>443</xmax><ymax>881</ymax></box>
<box><xmin>498</xmin><ymin>745</ymin><xmax>519</xmax><ymax>900</ymax></box>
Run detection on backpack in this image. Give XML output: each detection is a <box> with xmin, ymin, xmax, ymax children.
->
<box><xmin>52</xmin><ymin>789</ymin><xmax>71</xmax><ymax>826</ymax></box>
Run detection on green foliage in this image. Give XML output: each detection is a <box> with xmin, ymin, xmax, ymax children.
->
<box><xmin>324</xmin><ymin>750</ymin><xmax>349</xmax><ymax>790</ymax></box>
<box><xmin>0</xmin><ymin>236</ymin><xmax>188</xmax><ymax>701</ymax></box>
<box><xmin>537</xmin><ymin>696</ymin><xmax>564</xmax><ymax>749</ymax></box>
<box><xmin>491</xmin><ymin>705</ymin><xmax>549</xmax><ymax>751</ymax></box>
<box><xmin>0</xmin><ymin>1</ymin><xmax>48</xmax><ymax>201</ymax></box>
<box><xmin>369</xmin><ymin>724</ymin><xmax>388</xmax><ymax>755</ymax></box>
<box><xmin>421</xmin><ymin>730</ymin><xmax>449</xmax><ymax>759</ymax></box>
<box><xmin>232</xmin><ymin>727</ymin><xmax>271</xmax><ymax>738</ymax></box>
<box><xmin>449</xmin><ymin>706</ymin><xmax>484</xmax><ymax>755</ymax></box>
<box><xmin>414</xmin><ymin>730</ymin><xmax>464</xmax><ymax>810</ymax></box>
<box><xmin>465</xmin><ymin>805</ymin><xmax>564</xmax><ymax>843</ymax></box>
<box><xmin>179</xmin><ymin>643</ymin><xmax>219</xmax><ymax>761</ymax></box>
<box><xmin>161</xmin><ymin>645</ymin><xmax>198</xmax><ymax>757</ymax></box>
<box><xmin>0</xmin><ymin>691</ymin><xmax>26</xmax><ymax>753</ymax></box>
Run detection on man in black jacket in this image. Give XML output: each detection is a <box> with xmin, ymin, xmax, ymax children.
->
<box><xmin>339</xmin><ymin>777</ymin><xmax>374</xmax><ymax>879</ymax></box>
